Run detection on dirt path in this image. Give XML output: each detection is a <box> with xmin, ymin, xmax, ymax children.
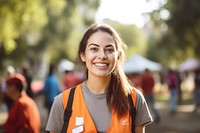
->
<box><xmin>146</xmin><ymin>103</ymin><xmax>200</xmax><ymax>133</ymax></box>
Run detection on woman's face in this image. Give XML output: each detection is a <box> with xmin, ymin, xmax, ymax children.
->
<box><xmin>80</xmin><ymin>31</ymin><xmax>118</xmax><ymax>78</ymax></box>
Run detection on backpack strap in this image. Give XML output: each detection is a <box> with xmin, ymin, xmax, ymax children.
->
<box><xmin>128</xmin><ymin>89</ymin><xmax>137</xmax><ymax>133</ymax></box>
<box><xmin>61</xmin><ymin>86</ymin><xmax>76</xmax><ymax>133</ymax></box>
<box><xmin>61</xmin><ymin>85</ymin><xmax>137</xmax><ymax>133</ymax></box>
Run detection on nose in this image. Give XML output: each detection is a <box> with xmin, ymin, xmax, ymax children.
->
<box><xmin>98</xmin><ymin>49</ymin><xmax>107</xmax><ymax>59</ymax></box>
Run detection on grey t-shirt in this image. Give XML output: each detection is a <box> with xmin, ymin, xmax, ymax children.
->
<box><xmin>46</xmin><ymin>82</ymin><xmax>152</xmax><ymax>133</ymax></box>
<box><xmin>81</xmin><ymin>82</ymin><xmax>111</xmax><ymax>132</ymax></box>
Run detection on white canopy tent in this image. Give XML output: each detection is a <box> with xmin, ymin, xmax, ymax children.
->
<box><xmin>124</xmin><ymin>54</ymin><xmax>162</xmax><ymax>74</ymax></box>
<box><xmin>58</xmin><ymin>59</ymin><xmax>75</xmax><ymax>72</ymax></box>
<box><xmin>178</xmin><ymin>58</ymin><xmax>200</xmax><ymax>72</ymax></box>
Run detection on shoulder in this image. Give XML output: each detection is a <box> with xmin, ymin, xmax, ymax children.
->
<box><xmin>54</xmin><ymin>93</ymin><xmax>63</xmax><ymax>103</ymax></box>
<box><xmin>129</xmin><ymin>87</ymin><xmax>143</xmax><ymax>106</ymax></box>
<box><xmin>50</xmin><ymin>93</ymin><xmax>63</xmax><ymax>111</ymax></box>
<box><xmin>135</xmin><ymin>88</ymin><xmax>146</xmax><ymax>103</ymax></box>
<box><xmin>61</xmin><ymin>83</ymin><xmax>83</xmax><ymax>108</ymax></box>
<box><xmin>129</xmin><ymin>87</ymin><xmax>146</xmax><ymax>106</ymax></box>
<box><xmin>130</xmin><ymin>87</ymin><xmax>143</xmax><ymax>99</ymax></box>
<box><xmin>132</xmin><ymin>88</ymin><xmax>153</xmax><ymax>126</ymax></box>
<box><xmin>62</xmin><ymin>85</ymin><xmax>80</xmax><ymax>98</ymax></box>
<box><xmin>18</xmin><ymin>94</ymin><xmax>33</xmax><ymax>104</ymax></box>
<box><xmin>49</xmin><ymin>93</ymin><xmax>63</xmax><ymax>113</ymax></box>
<box><xmin>18</xmin><ymin>94</ymin><xmax>39</xmax><ymax>109</ymax></box>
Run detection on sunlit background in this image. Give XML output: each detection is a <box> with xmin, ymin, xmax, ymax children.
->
<box><xmin>96</xmin><ymin>0</ymin><xmax>165</xmax><ymax>28</ymax></box>
<box><xmin>0</xmin><ymin>0</ymin><xmax>200</xmax><ymax>133</ymax></box>
<box><xmin>1</xmin><ymin>0</ymin><xmax>199</xmax><ymax>71</ymax></box>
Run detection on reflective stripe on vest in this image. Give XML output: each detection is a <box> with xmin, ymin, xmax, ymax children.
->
<box><xmin>62</xmin><ymin>84</ymin><xmax>137</xmax><ymax>133</ymax></box>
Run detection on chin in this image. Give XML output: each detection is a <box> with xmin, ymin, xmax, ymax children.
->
<box><xmin>94</xmin><ymin>72</ymin><xmax>112</xmax><ymax>78</ymax></box>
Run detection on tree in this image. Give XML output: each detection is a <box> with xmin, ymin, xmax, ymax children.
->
<box><xmin>166</xmin><ymin>0</ymin><xmax>200</xmax><ymax>58</ymax></box>
<box><xmin>146</xmin><ymin>0</ymin><xmax>200</xmax><ymax>66</ymax></box>
<box><xmin>0</xmin><ymin>0</ymin><xmax>66</xmax><ymax>69</ymax></box>
<box><xmin>107</xmin><ymin>21</ymin><xmax>147</xmax><ymax>58</ymax></box>
<box><xmin>40</xmin><ymin>0</ymin><xmax>99</xmax><ymax>63</ymax></box>
<box><xmin>0</xmin><ymin>0</ymin><xmax>99</xmax><ymax>71</ymax></box>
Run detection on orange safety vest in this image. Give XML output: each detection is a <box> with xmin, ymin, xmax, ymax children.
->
<box><xmin>62</xmin><ymin>84</ymin><xmax>137</xmax><ymax>133</ymax></box>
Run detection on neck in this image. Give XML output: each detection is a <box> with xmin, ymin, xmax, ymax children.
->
<box><xmin>86</xmin><ymin>75</ymin><xmax>111</xmax><ymax>94</ymax></box>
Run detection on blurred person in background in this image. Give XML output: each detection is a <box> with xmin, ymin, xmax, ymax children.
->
<box><xmin>130</xmin><ymin>73</ymin><xmax>142</xmax><ymax>90</ymax></box>
<box><xmin>0</xmin><ymin>74</ymin><xmax>40</xmax><ymax>133</ymax></box>
<box><xmin>141</xmin><ymin>68</ymin><xmax>160</xmax><ymax>123</ymax></box>
<box><xmin>176</xmin><ymin>71</ymin><xmax>182</xmax><ymax>104</ymax></box>
<box><xmin>194</xmin><ymin>67</ymin><xmax>200</xmax><ymax>112</ymax></box>
<box><xmin>0</xmin><ymin>66</ymin><xmax>16</xmax><ymax>111</ymax></box>
<box><xmin>22</xmin><ymin>67</ymin><xmax>33</xmax><ymax>98</ymax></box>
<box><xmin>61</xmin><ymin>69</ymin><xmax>82</xmax><ymax>91</ymax></box>
<box><xmin>38</xmin><ymin>64</ymin><xmax>60</xmax><ymax>113</ymax></box>
<box><xmin>166</xmin><ymin>69</ymin><xmax>179</xmax><ymax>114</ymax></box>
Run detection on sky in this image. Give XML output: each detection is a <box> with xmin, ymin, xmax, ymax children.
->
<box><xmin>95</xmin><ymin>0</ymin><xmax>165</xmax><ymax>28</ymax></box>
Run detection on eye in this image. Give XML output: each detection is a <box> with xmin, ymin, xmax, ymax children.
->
<box><xmin>105</xmin><ymin>48</ymin><xmax>114</xmax><ymax>53</ymax></box>
<box><xmin>90</xmin><ymin>47</ymin><xmax>98</xmax><ymax>52</ymax></box>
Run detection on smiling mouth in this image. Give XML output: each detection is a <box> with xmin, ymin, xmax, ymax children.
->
<box><xmin>94</xmin><ymin>63</ymin><xmax>109</xmax><ymax>67</ymax></box>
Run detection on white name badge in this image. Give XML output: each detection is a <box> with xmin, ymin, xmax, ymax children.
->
<box><xmin>75</xmin><ymin>117</ymin><xmax>84</xmax><ymax>126</ymax></box>
<box><xmin>72</xmin><ymin>125</ymin><xmax>84</xmax><ymax>133</ymax></box>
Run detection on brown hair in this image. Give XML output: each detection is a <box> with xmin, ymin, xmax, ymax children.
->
<box><xmin>78</xmin><ymin>23</ymin><xmax>133</xmax><ymax>117</ymax></box>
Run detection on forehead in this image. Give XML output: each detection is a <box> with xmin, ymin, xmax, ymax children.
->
<box><xmin>87</xmin><ymin>31</ymin><xmax>116</xmax><ymax>47</ymax></box>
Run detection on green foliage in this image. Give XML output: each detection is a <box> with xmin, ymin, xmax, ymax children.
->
<box><xmin>166</xmin><ymin>0</ymin><xmax>200</xmax><ymax>57</ymax></box>
<box><xmin>40</xmin><ymin>0</ymin><xmax>99</xmax><ymax>63</ymax></box>
<box><xmin>0</xmin><ymin>0</ymin><xmax>50</xmax><ymax>52</ymax></box>
<box><xmin>108</xmin><ymin>22</ymin><xmax>147</xmax><ymax>58</ymax></box>
<box><xmin>0</xmin><ymin>0</ymin><xmax>99</xmax><ymax>70</ymax></box>
<box><xmin>147</xmin><ymin>0</ymin><xmax>200</xmax><ymax>66</ymax></box>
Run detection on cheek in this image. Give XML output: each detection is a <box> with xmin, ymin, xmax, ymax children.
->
<box><xmin>6</xmin><ymin>88</ymin><xmax>11</xmax><ymax>96</ymax></box>
<box><xmin>107</xmin><ymin>55</ymin><xmax>118</xmax><ymax>66</ymax></box>
<box><xmin>85</xmin><ymin>52</ymin><xmax>95</xmax><ymax>62</ymax></box>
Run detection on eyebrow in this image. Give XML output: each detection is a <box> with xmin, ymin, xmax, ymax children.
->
<box><xmin>88</xmin><ymin>43</ymin><xmax>115</xmax><ymax>48</ymax></box>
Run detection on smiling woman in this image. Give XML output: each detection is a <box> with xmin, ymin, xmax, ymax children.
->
<box><xmin>80</xmin><ymin>31</ymin><xmax>118</xmax><ymax>79</ymax></box>
<box><xmin>46</xmin><ymin>23</ymin><xmax>153</xmax><ymax>133</ymax></box>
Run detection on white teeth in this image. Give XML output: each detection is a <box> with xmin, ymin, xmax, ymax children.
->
<box><xmin>95</xmin><ymin>63</ymin><xmax>108</xmax><ymax>67</ymax></box>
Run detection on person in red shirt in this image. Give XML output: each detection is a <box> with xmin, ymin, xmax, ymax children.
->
<box><xmin>1</xmin><ymin>74</ymin><xmax>41</xmax><ymax>133</ymax></box>
<box><xmin>61</xmin><ymin>70</ymin><xmax>82</xmax><ymax>90</ymax></box>
<box><xmin>141</xmin><ymin>68</ymin><xmax>160</xmax><ymax>123</ymax></box>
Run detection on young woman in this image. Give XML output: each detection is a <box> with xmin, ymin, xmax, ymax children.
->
<box><xmin>46</xmin><ymin>23</ymin><xmax>153</xmax><ymax>133</ymax></box>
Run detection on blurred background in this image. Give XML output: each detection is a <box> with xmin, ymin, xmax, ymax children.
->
<box><xmin>0</xmin><ymin>0</ymin><xmax>200</xmax><ymax>133</ymax></box>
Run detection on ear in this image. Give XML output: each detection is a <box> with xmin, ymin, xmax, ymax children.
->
<box><xmin>80</xmin><ymin>52</ymin><xmax>86</xmax><ymax>62</ymax></box>
<box><xmin>117</xmin><ymin>50</ymin><xmax>122</xmax><ymax>60</ymax></box>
